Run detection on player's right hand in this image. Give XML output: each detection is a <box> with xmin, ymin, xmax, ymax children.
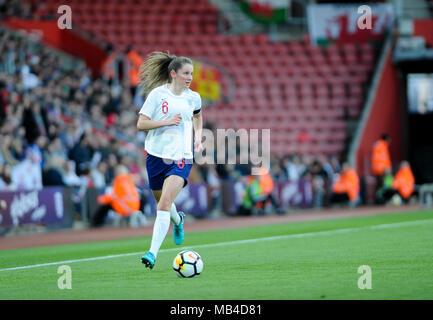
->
<box><xmin>167</xmin><ymin>114</ymin><xmax>182</xmax><ymax>126</ymax></box>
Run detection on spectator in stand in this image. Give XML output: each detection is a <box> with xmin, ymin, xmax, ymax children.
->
<box><xmin>44</xmin><ymin>137</ymin><xmax>68</xmax><ymax>164</ymax></box>
<box><xmin>26</xmin><ymin>135</ymin><xmax>47</xmax><ymax>168</ymax></box>
<box><xmin>330</xmin><ymin>162</ymin><xmax>360</xmax><ymax>207</ymax></box>
<box><xmin>94</xmin><ymin>134</ymin><xmax>111</xmax><ymax>161</ymax></box>
<box><xmin>20</xmin><ymin>64</ymin><xmax>39</xmax><ymax>90</ymax></box>
<box><xmin>86</xmin><ymin>133</ymin><xmax>104</xmax><ymax>168</ymax></box>
<box><xmin>118</xmin><ymin>155</ymin><xmax>138</xmax><ymax>174</ymax></box>
<box><xmin>42</xmin><ymin>155</ymin><xmax>66</xmax><ymax>186</ymax></box>
<box><xmin>317</xmin><ymin>154</ymin><xmax>335</xmax><ymax>207</ymax></box>
<box><xmin>371</xmin><ymin>133</ymin><xmax>392</xmax><ymax>203</ymax></box>
<box><xmin>63</xmin><ymin>160</ymin><xmax>81</xmax><ymax>187</ymax></box>
<box><xmin>105</xmin><ymin>153</ymin><xmax>119</xmax><ymax>185</ymax></box>
<box><xmin>270</xmin><ymin>156</ymin><xmax>286</xmax><ymax>182</ymax></box>
<box><xmin>0</xmin><ymin>0</ymin><xmax>35</xmax><ymax>19</ymax></box>
<box><xmin>200</xmin><ymin>162</ymin><xmax>221</xmax><ymax>214</ymax></box>
<box><xmin>283</xmin><ymin>153</ymin><xmax>305</xmax><ymax>183</ymax></box>
<box><xmin>91</xmin><ymin>160</ymin><xmax>107</xmax><ymax>189</ymax></box>
<box><xmin>328</xmin><ymin>154</ymin><xmax>341</xmax><ymax>174</ymax></box>
<box><xmin>0</xmin><ymin>134</ymin><xmax>20</xmax><ymax>165</ymax></box>
<box><xmin>22</xmin><ymin>102</ymin><xmax>48</xmax><ymax>144</ymax></box>
<box><xmin>31</xmin><ymin>2</ymin><xmax>52</xmax><ymax>20</ymax></box>
<box><xmin>392</xmin><ymin>161</ymin><xmax>415</xmax><ymax>204</ymax></box>
<box><xmin>68</xmin><ymin>133</ymin><xmax>93</xmax><ymax>176</ymax></box>
<box><xmin>0</xmin><ymin>162</ymin><xmax>13</xmax><ymax>190</ymax></box>
<box><xmin>0</xmin><ymin>78</ymin><xmax>8</xmax><ymax>120</ymax></box>
<box><xmin>10</xmin><ymin>146</ymin><xmax>42</xmax><ymax>190</ymax></box>
<box><xmin>317</xmin><ymin>154</ymin><xmax>334</xmax><ymax>185</ymax></box>
<box><xmin>0</xmin><ymin>162</ymin><xmax>5</xmax><ymax>189</ymax></box>
<box><xmin>310</xmin><ymin>159</ymin><xmax>329</xmax><ymax>208</ymax></box>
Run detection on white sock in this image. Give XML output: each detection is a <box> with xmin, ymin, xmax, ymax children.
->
<box><xmin>149</xmin><ymin>210</ymin><xmax>170</xmax><ymax>258</ymax></box>
<box><xmin>170</xmin><ymin>203</ymin><xmax>181</xmax><ymax>226</ymax></box>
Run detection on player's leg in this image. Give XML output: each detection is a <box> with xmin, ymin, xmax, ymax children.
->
<box><xmin>142</xmin><ymin>187</ymin><xmax>166</xmax><ymax>268</ymax></box>
<box><xmin>142</xmin><ymin>175</ymin><xmax>185</xmax><ymax>268</ymax></box>
<box><xmin>149</xmin><ymin>175</ymin><xmax>184</xmax><ymax>255</ymax></box>
<box><xmin>152</xmin><ymin>184</ymin><xmax>185</xmax><ymax>245</ymax></box>
<box><xmin>141</xmin><ymin>188</ymin><xmax>163</xmax><ymax>268</ymax></box>
<box><xmin>157</xmin><ymin>175</ymin><xmax>185</xmax><ymax>210</ymax></box>
<box><xmin>152</xmin><ymin>189</ymin><xmax>181</xmax><ymax>226</ymax></box>
<box><xmin>164</xmin><ymin>184</ymin><xmax>185</xmax><ymax>246</ymax></box>
<box><xmin>142</xmin><ymin>154</ymin><xmax>166</xmax><ymax>269</ymax></box>
<box><xmin>146</xmin><ymin>155</ymin><xmax>181</xmax><ymax>222</ymax></box>
<box><xmin>166</xmin><ymin>159</ymin><xmax>192</xmax><ymax>243</ymax></box>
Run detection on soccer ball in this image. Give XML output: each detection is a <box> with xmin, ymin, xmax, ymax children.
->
<box><xmin>173</xmin><ymin>250</ymin><xmax>203</xmax><ymax>278</ymax></box>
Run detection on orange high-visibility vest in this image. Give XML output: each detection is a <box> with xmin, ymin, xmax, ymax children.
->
<box><xmin>101</xmin><ymin>53</ymin><xmax>116</xmax><ymax>80</ymax></box>
<box><xmin>257</xmin><ymin>168</ymin><xmax>274</xmax><ymax>195</ymax></box>
<box><xmin>371</xmin><ymin>139</ymin><xmax>391</xmax><ymax>175</ymax></box>
<box><xmin>127</xmin><ymin>51</ymin><xmax>142</xmax><ymax>87</ymax></box>
<box><xmin>392</xmin><ymin>166</ymin><xmax>415</xmax><ymax>199</ymax></box>
<box><xmin>332</xmin><ymin>168</ymin><xmax>360</xmax><ymax>201</ymax></box>
<box><xmin>97</xmin><ymin>174</ymin><xmax>140</xmax><ymax>216</ymax></box>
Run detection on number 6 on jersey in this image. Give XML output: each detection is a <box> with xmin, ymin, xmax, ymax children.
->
<box><xmin>162</xmin><ymin>101</ymin><xmax>168</xmax><ymax>114</ymax></box>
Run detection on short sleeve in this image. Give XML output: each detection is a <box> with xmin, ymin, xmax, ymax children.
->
<box><xmin>193</xmin><ymin>93</ymin><xmax>202</xmax><ymax>114</ymax></box>
<box><xmin>139</xmin><ymin>89</ymin><xmax>158</xmax><ymax>119</ymax></box>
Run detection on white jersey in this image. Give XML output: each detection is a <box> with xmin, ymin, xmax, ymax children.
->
<box><xmin>139</xmin><ymin>84</ymin><xmax>202</xmax><ymax>160</ymax></box>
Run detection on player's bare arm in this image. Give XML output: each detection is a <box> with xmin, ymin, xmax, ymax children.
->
<box><xmin>137</xmin><ymin>114</ymin><xmax>182</xmax><ymax>131</ymax></box>
<box><xmin>193</xmin><ymin>111</ymin><xmax>203</xmax><ymax>153</ymax></box>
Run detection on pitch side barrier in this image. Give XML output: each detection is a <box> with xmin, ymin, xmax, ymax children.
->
<box><xmin>0</xmin><ymin>180</ymin><xmax>313</xmax><ymax>230</ymax></box>
<box><xmin>137</xmin><ymin>180</ymin><xmax>312</xmax><ymax>218</ymax></box>
<box><xmin>0</xmin><ymin>187</ymin><xmax>75</xmax><ymax>230</ymax></box>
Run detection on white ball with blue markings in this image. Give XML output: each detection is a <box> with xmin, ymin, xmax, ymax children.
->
<box><xmin>173</xmin><ymin>250</ymin><xmax>203</xmax><ymax>278</ymax></box>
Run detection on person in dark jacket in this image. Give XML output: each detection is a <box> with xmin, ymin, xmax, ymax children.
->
<box><xmin>42</xmin><ymin>155</ymin><xmax>66</xmax><ymax>186</ymax></box>
<box><xmin>68</xmin><ymin>133</ymin><xmax>93</xmax><ymax>176</ymax></box>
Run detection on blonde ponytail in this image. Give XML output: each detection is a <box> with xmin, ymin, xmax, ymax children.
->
<box><xmin>139</xmin><ymin>51</ymin><xmax>175</xmax><ymax>94</ymax></box>
<box><xmin>138</xmin><ymin>51</ymin><xmax>193</xmax><ymax>95</ymax></box>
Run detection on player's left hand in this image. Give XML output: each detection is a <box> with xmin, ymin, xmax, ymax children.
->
<box><xmin>194</xmin><ymin>140</ymin><xmax>203</xmax><ymax>153</ymax></box>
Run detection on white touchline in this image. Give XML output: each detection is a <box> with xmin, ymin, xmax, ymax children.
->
<box><xmin>1</xmin><ymin>218</ymin><xmax>432</xmax><ymax>272</ymax></box>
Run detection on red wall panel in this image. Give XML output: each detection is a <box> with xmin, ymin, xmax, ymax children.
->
<box><xmin>356</xmin><ymin>50</ymin><xmax>402</xmax><ymax>177</ymax></box>
<box><xmin>413</xmin><ymin>19</ymin><xmax>433</xmax><ymax>48</ymax></box>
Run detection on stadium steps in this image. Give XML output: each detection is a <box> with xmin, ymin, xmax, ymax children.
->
<box><xmin>397</xmin><ymin>0</ymin><xmax>432</xmax><ymax>19</ymax></box>
<box><xmin>207</xmin><ymin>0</ymin><xmax>267</xmax><ymax>34</ymax></box>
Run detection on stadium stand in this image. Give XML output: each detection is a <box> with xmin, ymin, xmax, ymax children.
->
<box><xmin>29</xmin><ymin>0</ymin><xmax>378</xmax><ymax>157</ymax></box>
<box><xmin>1</xmin><ymin>0</ymin><xmax>391</xmax><ymax>225</ymax></box>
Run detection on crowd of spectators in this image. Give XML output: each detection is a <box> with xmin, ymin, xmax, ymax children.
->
<box><xmin>0</xmin><ymin>27</ymin><xmax>144</xmax><ymax>194</ymax></box>
<box><xmin>0</xmin><ymin>0</ymin><xmax>50</xmax><ymax>21</ymax></box>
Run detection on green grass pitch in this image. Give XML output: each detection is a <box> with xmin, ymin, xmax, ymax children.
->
<box><xmin>0</xmin><ymin>209</ymin><xmax>432</xmax><ymax>300</ymax></box>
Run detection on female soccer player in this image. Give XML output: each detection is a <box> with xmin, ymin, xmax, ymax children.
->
<box><xmin>136</xmin><ymin>52</ymin><xmax>203</xmax><ymax>269</ymax></box>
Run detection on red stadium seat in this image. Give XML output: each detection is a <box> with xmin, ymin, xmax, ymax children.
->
<box><xmin>330</xmin><ymin>84</ymin><xmax>345</xmax><ymax>99</ymax></box>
